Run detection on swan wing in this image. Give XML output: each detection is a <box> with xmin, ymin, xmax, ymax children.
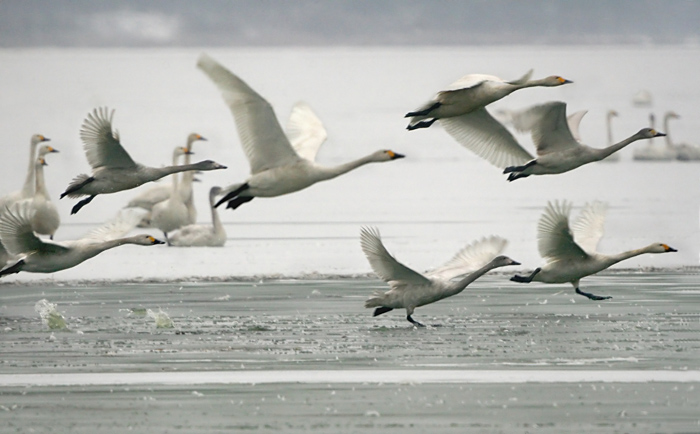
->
<box><xmin>522</xmin><ymin>102</ymin><xmax>581</xmax><ymax>156</ymax></box>
<box><xmin>443</xmin><ymin>73</ymin><xmax>503</xmax><ymax>92</ymax></box>
<box><xmin>440</xmin><ymin>107</ymin><xmax>533</xmax><ymax>169</ymax></box>
<box><xmin>79</xmin><ymin>208</ymin><xmax>146</xmax><ymax>244</ymax></box>
<box><xmin>537</xmin><ymin>200</ymin><xmax>588</xmax><ymax>262</ymax></box>
<box><xmin>571</xmin><ymin>201</ymin><xmax>607</xmax><ymax>254</ymax></box>
<box><xmin>80</xmin><ymin>107</ymin><xmax>137</xmax><ymax>170</ymax></box>
<box><xmin>285</xmin><ymin>101</ymin><xmax>328</xmax><ymax>162</ymax></box>
<box><xmin>360</xmin><ymin>227</ymin><xmax>430</xmax><ymax>285</ymax></box>
<box><xmin>197</xmin><ymin>53</ymin><xmax>300</xmax><ymax>174</ymax></box>
<box><xmin>0</xmin><ymin>202</ymin><xmax>67</xmax><ymax>255</ymax></box>
<box><xmin>427</xmin><ymin>235</ymin><xmax>508</xmax><ymax>281</ymax></box>
<box><xmin>566</xmin><ymin>110</ymin><xmax>588</xmax><ymax>143</ymax></box>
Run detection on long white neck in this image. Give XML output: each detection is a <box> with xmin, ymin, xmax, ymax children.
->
<box><xmin>607</xmin><ymin>113</ymin><xmax>615</xmax><ymax>147</ymax></box>
<box><xmin>151</xmin><ymin>162</ymin><xmax>211</xmax><ymax>181</ymax></box>
<box><xmin>209</xmin><ymin>191</ymin><xmax>222</xmax><ymax>232</ymax></box>
<box><xmin>316</xmin><ymin>154</ymin><xmax>378</xmax><ymax>181</ymax></box>
<box><xmin>34</xmin><ymin>162</ymin><xmax>49</xmax><ymax>199</ymax></box>
<box><xmin>594</xmin><ymin>132</ymin><xmax>646</xmax><ymax>161</ymax></box>
<box><xmin>603</xmin><ymin>245</ymin><xmax>656</xmax><ymax>269</ymax></box>
<box><xmin>21</xmin><ymin>140</ymin><xmax>40</xmax><ymax>197</ymax></box>
<box><xmin>663</xmin><ymin>114</ymin><xmax>674</xmax><ymax>149</ymax></box>
<box><xmin>444</xmin><ymin>260</ymin><xmax>501</xmax><ymax>297</ymax></box>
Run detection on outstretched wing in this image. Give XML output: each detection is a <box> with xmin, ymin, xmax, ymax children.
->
<box><xmin>285</xmin><ymin>101</ymin><xmax>328</xmax><ymax>162</ymax></box>
<box><xmin>566</xmin><ymin>109</ymin><xmax>588</xmax><ymax>143</ymax></box>
<box><xmin>0</xmin><ymin>202</ymin><xmax>67</xmax><ymax>255</ymax></box>
<box><xmin>537</xmin><ymin>200</ymin><xmax>588</xmax><ymax>263</ymax></box>
<box><xmin>571</xmin><ymin>201</ymin><xmax>608</xmax><ymax>254</ymax></box>
<box><xmin>79</xmin><ymin>208</ymin><xmax>147</xmax><ymax>244</ymax></box>
<box><xmin>427</xmin><ymin>235</ymin><xmax>508</xmax><ymax>281</ymax></box>
<box><xmin>521</xmin><ymin>102</ymin><xmax>581</xmax><ymax>156</ymax></box>
<box><xmin>197</xmin><ymin>53</ymin><xmax>300</xmax><ymax>174</ymax></box>
<box><xmin>440</xmin><ymin>107</ymin><xmax>533</xmax><ymax>169</ymax></box>
<box><xmin>360</xmin><ymin>226</ymin><xmax>430</xmax><ymax>285</ymax></box>
<box><xmin>80</xmin><ymin>107</ymin><xmax>137</xmax><ymax>170</ymax></box>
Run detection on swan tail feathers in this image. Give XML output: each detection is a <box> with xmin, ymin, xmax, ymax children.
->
<box><xmin>61</xmin><ymin>175</ymin><xmax>95</xmax><ymax>199</ymax></box>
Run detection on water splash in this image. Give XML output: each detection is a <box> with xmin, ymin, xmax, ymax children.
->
<box><xmin>34</xmin><ymin>299</ymin><xmax>68</xmax><ymax>330</ymax></box>
<box><xmin>147</xmin><ymin>308</ymin><xmax>174</xmax><ymax>329</ymax></box>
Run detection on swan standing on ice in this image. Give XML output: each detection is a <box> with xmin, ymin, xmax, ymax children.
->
<box><xmin>360</xmin><ymin>227</ymin><xmax>519</xmax><ymax>327</ymax></box>
<box><xmin>501</xmin><ymin>102</ymin><xmax>665</xmax><ymax>181</ymax></box>
<box><xmin>510</xmin><ymin>200</ymin><xmax>677</xmax><ymax>300</ymax></box>
<box><xmin>405</xmin><ymin>69</ymin><xmax>572</xmax><ymax>130</ymax></box>
<box><xmin>61</xmin><ymin>108</ymin><xmax>226</xmax><ymax>214</ymax></box>
<box><xmin>660</xmin><ymin>111</ymin><xmax>700</xmax><ymax>161</ymax></box>
<box><xmin>0</xmin><ymin>134</ymin><xmax>51</xmax><ymax>209</ymax></box>
<box><xmin>150</xmin><ymin>147</ymin><xmax>193</xmax><ymax>242</ymax></box>
<box><xmin>0</xmin><ymin>202</ymin><xmax>164</xmax><ymax>278</ymax></box>
<box><xmin>632</xmin><ymin>113</ymin><xmax>676</xmax><ymax>161</ymax></box>
<box><xmin>196</xmin><ymin>54</ymin><xmax>404</xmax><ymax>211</ymax></box>
<box><xmin>27</xmin><ymin>153</ymin><xmax>61</xmax><ymax>239</ymax></box>
<box><xmin>180</xmin><ymin>133</ymin><xmax>208</xmax><ymax>224</ymax></box>
<box><xmin>169</xmin><ymin>186</ymin><xmax>226</xmax><ymax>247</ymax></box>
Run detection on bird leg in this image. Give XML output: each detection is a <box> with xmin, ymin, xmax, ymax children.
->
<box><xmin>405</xmin><ymin>102</ymin><xmax>441</xmax><ymax>118</ymax></box>
<box><xmin>510</xmin><ymin>267</ymin><xmax>541</xmax><ymax>283</ymax></box>
<box><xmin>0</xmin><ymin>259</ymin><xmax>25</xmax><ymax>278</ymax></box>
<box><xmin>226</xmin><ymin>196</ymin><xmax>254</xmax><ymax>210</ymax></box>
<box><xmin>575</xmin><ymin>288</ymin><xmax>612</xmax><ymax>301</ymax></box>
<box><xmin>215</xmin><ymin>183</ymin><xmax>250</xmax><ymax>208</ymax></box>
<box><xmin>406</xmin><ymin>315</ymin><xmax>425</xmax><ymax>328</ymax></box>
<box><xmin>373</xmin><ymin>306</ymin><xmax>393</xmax><ymax>317</ymax></box>
<box><xmin>406</xmin><ymin>118</ymin><xmax>438</xmax><ymax>130</ymax></box>
<box><xmin>70</xmin><ymin>195</ymin><xmax>96</xmax><ymax>215</ymax></box>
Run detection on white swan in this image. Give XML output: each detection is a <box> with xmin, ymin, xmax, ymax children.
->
<box><xmin>510</xmin><ymin>200</ymin><xmax>677</xmax><ymax>300</ymax></box>
<box><xmin>662</xmin><ymin>111</ymin><xmax>700</xmax><ymax>161</ymax></box>
<box><xmin>501</xmin><ymin>102</ymin><xmax>665</xmax><ymax>181</ymax></box>
<box><xmin>632</xmin><ymin>113</ymin><xmax>676</xmax><ymax>161</ymax></box>
<box><xmin>169</xmin><ymin>186</ymin><xmax>226</xmax><ymax>247</ymax></box>
<box><xmin>0</xmin><ymin>201</ymin><xmax>164</xmax><ymax>277</ymax></box>
<box><xmin>27</xmin><ymin>152</ymin><xmax>61</xmax><ymax>239</ymax></box>
<box><xmin>196</xmin><ymin>53</ymin><xmax>404</xmax><ymax>211</ymax></box>
<box><xmin>405</xmin><ymin>70</ymin><xmax>572</xmax><ymax>130</ymax></box>
<box><xmin>555</xmin><ymin>109</ymin><xmax>620</xmax><ymax>162</ymax></box>
<box><xmin>61</xmin><ymin>108</ymin><xmax>226</xmax><ymax>214</ymax></box>
<box><xmin>150</xmin><ymin>147</ymin><xmax>192</xmax><ymax>242</ymax></box>
<box><xmin>0</xmin><ymin>134</ymin><xmax>51</xmax><ymax>210</ymax></box>
<box><xmin>360</xmin><ymin>227</ymin><xmax>519</xmax><ymax>327</ymax></box>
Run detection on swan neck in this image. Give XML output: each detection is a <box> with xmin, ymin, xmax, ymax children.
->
<box><xmin>663</xmin><ymin>115</ymin><xmax>673</xmax><ymax>148</ymax></box>
<box><xmin>319</xmin><ymin>154</ymin><xmax>376</xmax><ymax>180</ymax></box>
<box><xmin>22</xmin><ymin>140</ymin><xmax>40</xmax><ymax>197</ymax></box>
<box><xmin>607</xmin><ymin>115</ymin><xmax>614</xmax><ymax>147</ymax></box>
<box><xmin>34</xmin><ymin>162</ymin><xmax>49</xmax><ymax>198</ymax></box>
<box><xmin>448</xmin><ymin>261</ymin><xmax>499</xmax><ymax>295</ymax></box>
<box><xmin>606</xmin><ymin>246</ymin><xmax>650</xmax><ymax>266</ymax></box>
<box><xmin>209</xmin><ymin>192</ymin><xmax>222</xmax><ymax>230</ymax></box>
<box><xmin>597</xmin><ymin>132</ymin><xmax>642</xmax><ymax>160</ymax></box>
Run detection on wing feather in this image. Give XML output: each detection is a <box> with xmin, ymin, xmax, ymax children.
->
<box><xmin>537</xmin><ymin>200</ymin><xmax>588</xmax><ymax>263</ymax></box>
<box><xmin>522</xmin><ymin>102</ymin><xmax>581</xmax><ymax>156</ymax></box>
<box><xmin>80</xmin><ymin>107</ymin><xmax>137</xmax><ymax>170</ymax></box>
<box><xmin>0</xmin><ymin>202</ymin><xmax>67</xmax><ymax>255</ymax></box>
<box><xmin>285</xmin><ymin>102</ymin><xmax>328</xmax><ymax>162</ymax></box>
<box><xmin>571</xmin><ymin>201</ymin><xmax>607</xmax><ymax>254</ymax></box>
<box><xmin>427</xmin><ymin>235</ymin><xmax>508</xmax><ymax>281</ymax></box>
<box><xmin>360</xmin><ymin>227</ymin><xmax>430</xmax><ymax>285</ymax></box>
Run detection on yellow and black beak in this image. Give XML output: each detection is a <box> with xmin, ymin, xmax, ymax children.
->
<box><xmin>184</xmin><ymin>147</ymin><xmax>194</xmax><ymax>155</ymax></box>
<box><xmin>387</xmin><ymin>150</ymin><xmax>405</xmax><ymax>160</ymax></box>
<box><xmin>39</xmin><ymin>135</ymin><xmax>50</xmax><ymax>142</ymax></box>
<box><xmin>653</xmin><ymin>130</ymin><xmax>667</xmax><ymax>137</ymax></box>
<box><xmin>663</xmin><ymin>244</ymin><xmax>677</xmax><ymax>252</ymax></box>
<box><xmin>149</xmin><ymin>236</ymin><xmax>166</xmax><ymax>245</ymax></box>
<box><xmin>197</xmin><ymin>134</ymin><xmax>207</xmax><ymax>141</ymax></box>
<box><xmin>48</xmin><ymin>146</ymin><xmax>59</xmax><ymax>153</ymax></box>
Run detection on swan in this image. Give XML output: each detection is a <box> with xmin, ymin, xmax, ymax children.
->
<box><xmin>0</xmin><ymin>134</ymin><xmax>51</xmax><ymax>210</ymax></box>
<box><xmin>0</xmin><ymin>201</ymin><xmax>164</xmax><ymax>277</ymax></box>
<box><xmin>551</xmin><ymin>108</ymin><xmax>620</xmax><ymax>162</ymax></box>
<box><xmin>501</xmin><ymin>102</ymin><xmax>665</xmax><ymax>181</ymax></box>
<box><xmin>510</xmin><ymin>200</ymin><xmax>677</xmax><ymax>300</ymax></box>
<box><xmin>60</xmin><ymin>107</ymin><xmax>226</xmax><ymax>214</ymax></box>
<box><xmin>196</xmin><ymin>53</ymin><xmax>405</xmax><ymax>211</ymax></box>
<box><xmin>180</xmin><ymin>133</ymin><xmax>208</xmax><ymax>224</ymax></box>
<box><xmin>360</xmin><ymin>226</ymin><xmax>520</xmax><ymax>327</ymax></box>
<box><xmin>405</xmin><ymin>70</ymin><xmax>572</xmax><ymax>130</ymax></box>
<box><xmin>661</xmin><ymin>111</ymin><xmax>700</xmax><ymax>161</ymax></box>
<box><xmin>632</xmin><ymin>113</ymin><xmax>676</xmax><ymax>161</ymax></box>
<box><xmin>150</xmin><ymin>147</ymin><xmax>192</xmax><ymax>242</ymax></box>
<box><xmin>169</xmin><ymin>186</ymin><xmax>226</xmax><ymax>247</ymax></box>
<box><xmin>27</xmin><ymin>153</ymin><xmax>61</xmax><ymax>239</ymax></box>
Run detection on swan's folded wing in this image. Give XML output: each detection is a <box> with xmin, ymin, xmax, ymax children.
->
<box><xmin>440</xmin><ymin>108</ymin><xmax>533</xmax><ymax>169</ymax></box>
<box><xmin>285</xmin><ymin>102</ymin><xmax>328</xmax><ymax>162</ymax></box>
<box><xmin>0</xmin><ymin>202</ymin><xmax>66</xmax><ymax>255</ymax></box>
<box><xmin>427</xmin><ymin>235</ymin><xmax>508</xmax><ymax>281</ymax></box>
<box><xmin>537</xmin><ymin>200</ymin><xmax>588</xmax><ymax>262</ymax></box>
<box><xmin>197</xmin><ymin>53</ymin><xmax>300</xmax><ymax>174</ymax></box>
<box><xmin>80</xmin><ymin>107</ymin><xmax>137</xmax><ymax>170</ymax></box>
<box><xmin>523</xmin><ymin>102</ymin><xmax>581</xmax><ymax>156</ymax></box>
<box><xmin>571</xmin><ymin>201</ymin><xmax>607</xmax><ymax>254</ymax></box>
<box><xmin>360</xmin><ymin>227</ymin><xmax>430</xmax><ymax>285</ymax></box>
<box><xmin>79</xmin><ymin>208</ymin><xmax>146</xmax><ymax>244</ymax></box>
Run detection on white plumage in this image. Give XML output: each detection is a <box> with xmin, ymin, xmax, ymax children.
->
<box><xmin>169</xmin><ymin>186</ymin><xmax>226</xmax><ymax>247</ymax></box>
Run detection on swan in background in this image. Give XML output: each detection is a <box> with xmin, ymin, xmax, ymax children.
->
<box><xmin>150</xmin><ymin>147</ymin><xmax>192</xmax><ymax>242</ymax></box>
<box><xmin>196</xmin><ymin>53</ymin><xmax>404</xmax><ymax>211</ymax></box>
<box><xmin>27</xmin><ymin>152</ymin><xmax>61</xmax><ymax>239</ymax></box>
<box><xmin>0</xmin><ymin>201</ymin><xmax>163</xmax><ymax>278</ymax></box>
<box><xmin>0</xmin><ymin>134</ymin><xmax>51</xmax><ymax>210</ymax></box>
<box><xmin>601</xmin><ymin>110</ymin><xmax>621</xmax><ymax>162</ymax></box>
<box><xmin>169</xmin><ymin>186</ymin><xmax>226</xmax><ymax>247</ymax></box>
<box><xmin>180</xmin><ymin>133</ymin><xmax>207</xmax><ymax>224</ymax></box>
<box><xmin>360</xmin><ymin>227</ymin><xmax>519</xmax><ymax>327</ymax></box>
<box><xmin>60</xmin><ymin>108</ymin><xmax>226</xmax><ymax>214</ymax></box>
<box><xmin>405</xmin><ymin>69</ymin><xmax>572</xmax><ymax>130</ymax></box>
<box><xmin>564</xmin><ymin>109</ymin><xmax>620</xmax><ymax>162</ymax></box>
<box><xmin>662</xmin><ymin>111</ymin><xmax>700</xmax><ymax>161</ymax></box>
<box><xmin>632</xmin><ymin>113</ymin><xmax>676</xmax><ymax>161</ymax></box>
<box><xmin>510</xmin><ymin>200</ymin><xmax>677</xmax><ymax>300</ymax></box>
<box><xmin>501</xmin><ymin>102</ymin><xmax>665</xmax><ymax>181</ymax></box>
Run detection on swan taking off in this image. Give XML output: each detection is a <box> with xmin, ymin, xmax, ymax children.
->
<box><xmin>196</xmin><ymin>53</ymin><xmax>405</xmax><ymax>211</ymax></box>
<box><xmin>510</xmin><ymin>200</ymin><xmax>677</xmax><ymax>300</ymax></box>
<box><xmin>169</xmin><ymin>186</ymin><xmax>227</xmax><ymax>247</ymax></box>
<box><xmin>501</xmin><ymin>102</ymin><xmax>665</xmax><ymax>181</ymax></box>
<box><xmin>60</xmin><ymin>108</ymin><xmax>227</xmax><ymax>214</ymax></box>
<box><xmin>405</xmin><ymin>70</ymin><xmax>571</xmax><ymax>130</ymax></box>
<box><xmin>360</xmin><ymin>227</ymin><xmax>519</xmax><ymax>327</ymax></box>
<box><xmin>0</xmin><ymin>202</ymin><xmax>164</xmax><ymax>278</ymax></box>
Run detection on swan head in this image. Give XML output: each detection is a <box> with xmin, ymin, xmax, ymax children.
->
<box><xmin>665</xmin><ymin>111</ymin><xmax>680</xmax><ymax>120</ymax></box>
<box><xmin>130</xmin><ymin>235</ymin><xmax>166</xmax><ymax>246</ymax></box>
<box><xmin>209</xmin><ymin>186</ymin><xmax>223</xmax><ymax>197</ymax></box>
<box><xmin>637</xmin><ymin>128</ymin><xmax>666</xmax><ymax>139</ymax></box>
<box><xmin>490</xmin><ymin>255</ymin><xmax>521</xmax><ymax>268</ymax></box>
<box><xmin>192</xmin><ymin>160</ymin><xmax>227</xmax><ymax>171</ymax></box>
<box><xmin>38</xmin><ymin>145</ymin><xmax>59</xmax><ymax>157</ymax></box>
<box><xmin>174</xmin><ymin>146</ymin><xmax>192</xmax><ymax>158</ymax></box>
<box><xmin>608</xmin><ymin>110</ymin><xmax>619</xmax><ymax>118</ymax></box>
<box><xmin>187</xmin><ymin>133</ymin><xmax>207</xmax><ymax>146</ymax></box>
<box><xmin>647</xmin><ymin>243</ymin><xmax>677</xmax><ymax>254</ymax></box>
<box><xmin>30</xmin><ymin>134</ymin><xmax>50</xmax><ymax>146</ymax></box>
<box><xmin>543</xmin><ymin>76</ymin><xmax>573</xmax><ymax>87</ymax></box>
<box><xmin>373</xmin><ymin>150</ymin><xmax>405</xmax><ymax>162</ymax></box>
<box><xmin>35</xmin><ymin>158</ymin><xmax>48</xmax><ymax>167</ymax></box>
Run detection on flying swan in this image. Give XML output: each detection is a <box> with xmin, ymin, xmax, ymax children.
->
<box><xmin>196</xmin><ymin>53</ymin><xmax>405</xmax><ymax>211</ymax></box>
<box><xmin>510</xmin><ymin>200</ymin><xmax>677</xmax><ymax>300</ymax></box>
<box><xmin>60</xmin><ymin>108</ymin><xmax>226</xmax><ymax>214</ymax></box>
<box><xmin>360</xmin><ymin>226</ymin><xmax>520</xmax><ymax>327</ymax></box>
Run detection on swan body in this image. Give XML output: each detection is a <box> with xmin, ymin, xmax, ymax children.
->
<box><xmin>150</xmin><ymin>147</ymin><xmax>192</xmax><ymax>241</ymax></box>
<box><xmin>61</xmin><ymin>108</ymin><xmax>226</xmax><ymax>214</ymax></box>
<box><xmin>169</xmin><ymin>186</ymin><xmax>226</xmax><ymax>247</ymax></box>
<box><xmin>0</xmin><ymin>202</ymin><xmax>163</xmax><ymax>277</ymax></box>
<box><xmin>502</xmin><ymin>102</ymin><xmax>665</xmax><ymax>181</ymax></box>
<box><xmin>196</xmin><ymin>53</ymin><xmax>404</xmax><ymax>210</ymax></box>
<box><xmin>510</xmin><ymin>200</ymin><xmax>677</xmax><ymax>300</ymax></box>
<box><xmin>360</xmin><ymin>227</ymin><xmax>519</xmax><ymax>327</ymax></box>
<box><xmin>405</xmin><ymin>70</ymin><xmax>571</xmax><ymax>130</ymax></box>
<box><xmin>0</xmin><ymin>134</ymin><xmax>51</xmax><ymax>210</ymax></box>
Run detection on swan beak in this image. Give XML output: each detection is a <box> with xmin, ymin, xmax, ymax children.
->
<box><xmin>40</xmin><ymin>158</ymin><xmax>48</xmax><ymax>166</ymax></box>
<box><xmin>184</xmin><ymin>148</ymin><xmax>194</xmax><ymax>155</ymax></box>
<box><xmin>40</xmin><ymin>136</ymin><xmax>50</xmax><ymax>142</ymax></box>
<box><xmin>510</xmin><ymin>260</ymin><xmax>521</xmax><ymax>266</ymax></box>
<box><xmin>48</xmin><ymin>146</ymin><xmax>59</xmax><ymax>153</ymax></box>
<box><xmin>653</xmin><ymin>131</ymin><xmax>667</xmax><ymax>137</ymax></box>
<box><xmin>663</xmin><ymin>244</ymin><xmax>677</xmax><ymax>252</ymax></box>
<box><xmin>215</xmin><ymin>163</ymin><xmax>228</xmax><ymax>169</ymax></box>
<box><xmin>149</xmin><ymin>236</ymin><xmax>166</xmax><ymax>245</ymax></box>
<box><xmin>388</xmin><ymin>151</ymin><xmax>405</xmax><ymax>160</ymax></box>
<box><xmin>197</xmin><ymin>135</ymin><xmax>207</xmax><ymax>141</ymax></box>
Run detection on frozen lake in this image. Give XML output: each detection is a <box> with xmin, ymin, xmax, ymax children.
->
<box><xmin>0</xmin><ymin>46</ymin><xmax>699</xmax><ymax>431</ymax></box>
